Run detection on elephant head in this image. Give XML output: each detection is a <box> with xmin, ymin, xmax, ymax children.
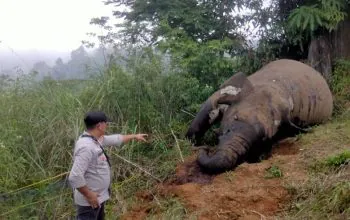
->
<box><xmin>194</xmin><ymin>86</ymin><xmax>292</xmax><ymax>174</ymax></box>
<box><xmin>185</xmin><ymin>72</ymin><xmax>254</xmax><ymax>145</ymax></box>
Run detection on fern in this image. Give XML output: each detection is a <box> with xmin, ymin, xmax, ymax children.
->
<box><xmin>288</xmin><ymin>5</ymin><xmax>323</xmax><ymax>32</ymax></box>
<box><xmin>321</xmin><ymin>0</ymin><xmax>345</xmax><ymax>10</ymax></box>
<box><xmin>287</xmin><ymin>0</ymin><xmax>348</xmax><ymax>34</ymax></box>
<box><xmin>321</xmin><ymin>0</ymin><xmax>348</xmax><ymax>30</ymax></box>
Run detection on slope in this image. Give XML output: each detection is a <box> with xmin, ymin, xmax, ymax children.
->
<box><xmin>119</xmin><ymin>112</ymin><xmax>350</xmax><ymax>220</ymax></box>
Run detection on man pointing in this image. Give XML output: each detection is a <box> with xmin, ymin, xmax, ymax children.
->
<box><xmin>68</xmin><ymin>111</ymin><xmax>147</xmax><ymax>220</ymax></box>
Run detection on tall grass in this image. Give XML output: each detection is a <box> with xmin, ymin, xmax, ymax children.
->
<box><xmin>0</xmin><ymin>48</ymin><xmax>211</xmax><ymax>219</ymax></box>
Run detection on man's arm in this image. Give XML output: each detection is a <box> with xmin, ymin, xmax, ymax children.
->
<box><xmin>101</xmin><ymin>133</ymin><xmax>148</xmax><ymax>147</ymax></box>
<box><xmin>75</xmin><ymin>186</ymin><xmax>99</xmax><ymax>209</ymax></box>
<box><xmin>121</xmin><ymin>134</ymin><xmax>148</xmax><ymax>144</ymax></box>
<box><xmin>68</xmin><ymin>147</ymin><xmax>99</xmax><ymax>208</ymax></box>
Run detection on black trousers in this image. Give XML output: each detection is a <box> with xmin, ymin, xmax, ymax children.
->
<box><xmin>76</xmin><ymin>202</ymin><xmax>105</xmax><ymax>220</ymax></box>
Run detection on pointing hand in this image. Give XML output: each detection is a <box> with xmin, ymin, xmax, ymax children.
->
<box><xmin>134</xmin><ymin>134</ymin><xmax>148</xmax><ymax>142</ymax></box>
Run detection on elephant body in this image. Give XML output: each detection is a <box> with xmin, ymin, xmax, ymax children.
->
<box><xmin>186</xmin><ymin>59</ymin><xmax>333</xmax><ymax>174</ymax></box>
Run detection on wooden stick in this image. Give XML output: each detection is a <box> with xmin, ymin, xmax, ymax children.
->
<box><xmin>170</xmin><ymin>128</ymin><xmax>184</xmax><ymax>162</ymax></box>
<box><xmin>181</xmin><ymin>109</ymin><xmax>196</xmax><ymax>117</ymax></box>
<box><xmin>248</xmin><ymin>210</ymin><xmax>266</xmax><ymax>220</ymax></box>
<box><xmin>111</xmin><ymin>152</ymin><xmax>162</xmax><ymax>183</ymax></box>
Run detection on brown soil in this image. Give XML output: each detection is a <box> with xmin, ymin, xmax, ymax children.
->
<box><xmin>121</xmin><ymin>138</ymin><xmax>308</xmax><ymax>220</ymax></box>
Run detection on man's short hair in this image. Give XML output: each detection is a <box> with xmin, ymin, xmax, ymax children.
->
<box><xmin>84</xmin><ymin>111</ymin><xmax>110</xmax><ymax>129</ymax></box>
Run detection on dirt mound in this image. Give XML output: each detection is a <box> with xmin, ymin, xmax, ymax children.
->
<box><xmin>161</xmin><ymin>164</ymin><xmax>290</xmax><ymax>219</ymax></box>
<box><xmin>170</xmin><ymin>154</ymin><xmax>214</xmax><ymax>185</ymax></box>
<box><xmin>121</xmin><ymin>138</ymin><xmax>308</xmax><ymax>220</ymax></box>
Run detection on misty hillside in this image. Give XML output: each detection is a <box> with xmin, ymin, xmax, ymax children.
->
<box><xmin>0</xmin><ymin>45</ymin><xmax>111</xmax><ymax>80</ymax></box>
<box><xmin>0</xmin><ymin>44</ymin><xmax>171</xmax><ymax>81</ymax></box>
<box><xmin>0</xmin><ymin>48</ymin><xmax>70</xmax><ymax>74</ymax></box>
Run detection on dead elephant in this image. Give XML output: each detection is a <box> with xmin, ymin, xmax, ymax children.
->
<box><xmin>185</xmin><ymin>59</ymin><xmax>333</xmax><ymax>174</ymax></box>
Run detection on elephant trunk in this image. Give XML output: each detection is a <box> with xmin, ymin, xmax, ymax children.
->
<box><xmin>185</xmin><ymin>99</ymin><xmax>213</xmax><ymax>145</ymax></box>
<box><xmin>197</xmin><ymin>135</ymin><xmax>250</xmax><ymax>174</ymax></box>
<box><xmin>197</xmin><ymin>120</ymin><xmax>263</xmax><ymax>174</ymax></box>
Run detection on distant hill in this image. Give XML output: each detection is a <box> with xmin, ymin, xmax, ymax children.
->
<box><xmin>0</xmin><ymin>47</ymin><xmax>70</xmax><ymax>77</ymax></box>
<box><xmin>0</xmin><ymin>45</ymin><xmax>107</xmax><ymax>79</ymax></box>
<box><xmin>0</xmin><ymin>44</ymin><xmax>170</xmax><ymax>80</ymax></box>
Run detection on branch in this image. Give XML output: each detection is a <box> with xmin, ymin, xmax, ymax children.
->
<box><xmin>111</xmin><ymin>152</ymin><xmax>162</xmax><ymax>182</ymax></box>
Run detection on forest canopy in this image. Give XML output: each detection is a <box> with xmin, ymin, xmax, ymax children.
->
<box><xmin>89</xmin><ymin>0</ymin><xmax>350</xmax><ymax>86</ymax></box>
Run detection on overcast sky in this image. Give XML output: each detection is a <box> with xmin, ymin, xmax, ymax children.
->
<box><xmin>0</xmin><ymin>0</ymin><xmax>115</xmax><ymax>52</ymax></box>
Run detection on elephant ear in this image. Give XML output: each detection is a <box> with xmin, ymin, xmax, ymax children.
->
<box><xmin>216</xmin><ymin>72</ymin><xmax>254</xmax><ymax>105</ymax></box>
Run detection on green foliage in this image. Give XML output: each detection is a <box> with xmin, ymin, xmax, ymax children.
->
<box><xmin>0</xmin><ymin>49</ymin><xmax>205</xmax><ymax>218</ymax></box>
<box><xmin>287</xmin><ymin>0</ymin><xmax>348</xmax><ymax>44</ymax></box>
<box><xmin>324</xmin><ymin>150</ymin><xmax>350</xmax><ymax>167</ymax></box>
<box><xmin>312</xmin><ymin>150</ymin><xmax>350</xmax><ymax>172</ymax></box>
<box><xmin>331</xmin><ymin>59</ymin><xmax>350</xmax><ymax>93</ymax></box>
<box><xmin>91</xmin><ymin>0</ymin><xmax>266</xmax><ymax>88</ymax></box>
<box><xmin>240</xmin><ymin>0</ymin><xmax>349</xmax><ymax>62</ymax></box>
<box><xmin>288</xmin><ymin>5</ymin><xmax>324</xmax><ymax>32</ymax></box>
<box><xmin>107</xmin><ymin>0</ymin><xmax>261</xmax><ymax>45</ymax></box>
<box><xmin>158</xmin><ymin>34</ymin><xmax>242</xmax><ymax>87</ymax></box>
<box><xmin>81</xmin><ymin>48</ymin><xmax>212</xmax><ymax>133</ymax></box>
<box><xmin>0</xmin><ymin>145</ymin><xmax>27</xmax><ymax>192</ymax></box>
<box><xmin>264</xmin><ymin>165</ymin><xmax>283</xmax><ymax>178</ymax></box>
<box><xmin>330</xmin><ymin>59</ymin><xmax>350</xmax><ymax>114</ymax></box>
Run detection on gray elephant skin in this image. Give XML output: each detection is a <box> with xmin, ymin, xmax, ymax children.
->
<box><xmin>185</xmin><ymin>59</ymin><xmax>333</xmax><ymax>174</ymax></box>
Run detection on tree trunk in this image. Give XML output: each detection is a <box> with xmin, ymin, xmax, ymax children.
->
<box><xmin>329</xmin><ymin>19</ymin><xmax>350</xmax><ymax>61</ymax></box>
<box><xmin>307</xmin><ymin>16</ymin><xmax>350</xmax><ymax>83</ymax></box>
<box><xmin>307</xmin><ymin>36</ymin><xmax>332</xmax><ymax>83</ymax></box>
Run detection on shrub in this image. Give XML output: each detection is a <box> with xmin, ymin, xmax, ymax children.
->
<box><xmin>330</xmin><ymin>59</ymin><xmax>350</xmax><ymax>115</ymax></box>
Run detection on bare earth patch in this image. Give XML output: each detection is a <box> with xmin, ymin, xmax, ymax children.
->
<box><xmin>121</xmin><ymin>138</ymin><xmax>309</xmax><ymax>220</ymax></box>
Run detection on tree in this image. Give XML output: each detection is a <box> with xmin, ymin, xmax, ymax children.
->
<box><xmin>284</xmin><ymin>0</ymin><xmax>350</xmax><ymax>82</ymax></box>
<box><xmin>31</xmin><ymin>61</ymin><xmax>52</xmax><ymax>80</ymax></box>
<box><xmin>241</xmin><ymin>0</ymin><xmax>350</xmax><ymax>82</ymax></box>
<box><xmin>90</xmin><ymin>0</ymin><xmax>350</xmax><ymax>85</ymax></box>
<box><xmin>52</xmin><ymin>58</ymin><xmax>68</xmax><ymax>80</ymax></box>
<box><xmin>67</xmin><ymin>46</ymin><xmax>93</xmax><ymax>79</ymax></box>
<box><xmin>93</xmin><ymin>0</ymin><xmax>264</xmax><ymax>88</ymax></box>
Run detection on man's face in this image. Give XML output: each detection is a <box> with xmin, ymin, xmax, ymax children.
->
<box><xmin>96</xmin><ymin>121</ymin><xmax>108</xmax><ymax>135</ymax></box>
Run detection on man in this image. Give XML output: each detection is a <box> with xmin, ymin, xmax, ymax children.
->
<box><xmin>68</xmin><ymin>111</ymin><xmax>147</xmax><ymax>220</ymax></box>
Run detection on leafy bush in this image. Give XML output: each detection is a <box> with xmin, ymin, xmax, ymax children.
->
<box><xmin>330</xmin><ymin>59</ymin><xmax>350</xmax><ymax>114</ymax></box>
<box><xmin>325</xmin><ymin>150</ymin><xmax>350</xmax><ymax>168</ymax></box>
<box><xmin>311</xmin><ymin>150</ymin><xmax>350</xmax><ymax>172</ymax></box>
